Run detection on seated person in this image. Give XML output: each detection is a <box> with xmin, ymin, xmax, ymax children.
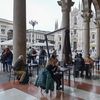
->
<box><xmin>84</xmin><ymin>54</ymin><xmax>94</xmax><ymax>78</ymax></box>
<box><xmin>13</xmin><ymin>55</ymin><xmax>26</xmax><ymax>83</ymax></box>
<box><xmin>74</xmin><ymin>53</ymin><xmax>85</xmax><ymax>77</ymax></box>
<box><xmin>46</xmin><ymin>55</ymin><xmax>62</xmax><ymax>90</ymax></box>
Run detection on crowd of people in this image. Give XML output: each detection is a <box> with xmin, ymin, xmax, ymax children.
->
<box><xmin>27</xmin><ymin>46</ymin><xmax>57</xmax><ymax>67</ymax></box>
<box><xmin>74</xmin><ymin>53</ymin><xmax>94</xmax><ymax>79</ymax></box>
<box><xmin>0</xmin><ymin>46</ymin><xmax>95</xmax><ymax>94</ymax></box>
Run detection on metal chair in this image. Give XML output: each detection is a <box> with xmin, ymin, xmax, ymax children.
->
<box><xmin>8</xmin><ymin>66</ymin><xmax>17</xmax><ymax>82</ymax></box>
<box><xmin>59</xmin><ymin>61</ymin><xmax>75</xmax><ymax>82</ymax></box>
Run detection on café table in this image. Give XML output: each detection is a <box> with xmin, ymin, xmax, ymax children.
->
<box><xmin>27</xmin><ymin>63</ymin><xmax>39</xmax><ymax>75</ymax></box>
<box><xmin>59</xmin><ymin>66</ymin><xmax>72</xmax><ymax>91</ymax></box>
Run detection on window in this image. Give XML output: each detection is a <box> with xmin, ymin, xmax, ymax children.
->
<box><xmin>71</xmin><ymin>32</ymin><xmax>73</xmax><ymax>35</ymax></box>
<box><xmin>74</xmin><ymin>16</ymin><xmax>77</xmax><ymax>25</ymax></box>
<box><xmin>59</xmin><ymin>36</ymin><xmax>61</xmax><ymax>41</ymax></box>
<box><xmin>92</xmin><ymin>47</ymin><xmax>95</xmax><ymax>51</ymax></box>
<box><xmin>92</xmin><ymin>34</ymin><xmax>95</xmax><ymax>39</ymax></box>
<box><xmin>1</xmin><ymin>25</ymin><xmax>6</xmax><ymax>34</ymax></box>
<box><xmin>74</xmin><ymin>29</ymin><xmax>76</xmax><ymax>34</ymax></box>
<box><xmin>73</xmin><ymin>42</ymin><xmax>77</xmax><ymax>50</ymax></box>
<box><xmin>1</xmin><ymin>25</ymin><xmax>6</xmax><ymax>28</ymax></box>
<box><xmin>1</xmin><ymin>29</ymin><xmax>5</xmax><ymax>34</ymax></box>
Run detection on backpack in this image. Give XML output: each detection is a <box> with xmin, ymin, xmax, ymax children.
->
<box><xmin>21</xmin><ymin>72</ymin><xmax>29</xmax><ymax>84</ymax></box>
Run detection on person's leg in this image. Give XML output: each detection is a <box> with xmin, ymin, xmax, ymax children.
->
<box><xmin>39</xmin><ymin>57</ymin><xmax>41</xmax><ymax>66</ymax></box>
<box><xmin>9</xmin><ymin>64</ymin><xmax>12</xmax><ymax>72</ymax></box>
<box><xmin>5</xmin><ymin>62</ymin><xmax>8</xmax><ymax>72</ymax></box>
<box><xmin>28</xmin><ymin>56</ymin><xmax>31</xmax><ymax>64</ymax></box>
<box><xmin>19</xmin><ymin>71</ymin><xmax>26</xmax><ymax>82</ymax></box>
<box><xmin>3</xmin><ymin>62</ymin><xmax>5</xmax><ymax>72</ymax></box>
<box><xmin>42</xmin><ymin>57</ymin><xmax>46</xmax><ymax>67</ymax></box>
<box><xmin>53</xmin><ymin>73</ymin><xmax>62</xmax><ymax>90</ymax></box>
<box><xmin>74</xmin><ymin>70</ymin><xmax>79</xmax><ymax>77</ymax></box>
<box><xmin>32</xmin><ymin>57</ymin><xmax>35</xmax><ymax>63</ymax></box>
<box><xmin>15</xmin><ymin>71</ymin><xmax>21</xmax><ymax>80</ymax></box>
<box><xmin>74</xmin><ymin>65</ymin><xmax>79</xmax><ymax>77</ymax></box>
<box><xmin>80</xmin><ymin>67</ymin><xmax>84</xmax><ymax>77</ymax></box>
<box><xmin>7</xmin><ymin>64</ymin><xmax>10</xmax><ymax>72</ymax></box>
<box><xmin>85</xmin><ymin>64</ymin><xmax>89</xmax><ymax>78</ymax></box>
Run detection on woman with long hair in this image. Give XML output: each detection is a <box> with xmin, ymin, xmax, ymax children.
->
<box><xmin>46</xmin><ymin>55</ymin><xmax>62</xmax><ymax>90</ymax></box>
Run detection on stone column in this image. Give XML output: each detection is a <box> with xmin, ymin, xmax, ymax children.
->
<box><xmin>13</xmin><ymin>0</ymin><xmax>26</xmax><ymax>63</ymax></box>
<box><xmin>58</xmin><ymin>0</ymin><xmax>74</xmax><ymax>64</ymax></box>
<box><xmin>95</xmin><ymin>20</ymin><xmax>100</xmax><ymax>58</ymax></box>
<box><xmin>81</xmin><ymin>10</ymin><xmax>92</xmax><ymax>58</ymax></box>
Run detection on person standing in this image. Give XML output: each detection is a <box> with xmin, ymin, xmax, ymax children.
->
<box><xmin>1</xmin><ymin>48</ymin><xmax>7</xmax><ymax>72</ymax></box>
<box><xmin>6</xmin><ymin>48</ymin><xmax>13</xmax><ymax>72</ymax></box>
<box><xmin>74</xmin><ymin>53</ymin><xmax>85</xmax><ymax>78</ymax></box>
<box><xmin>27</xmin><ymin>47</ymin><xmax>37</xmax><ymax>64</ymax></box>
<box><xmin>78</xmin><ymin>53</ymin><xmax>85</xmax><ymax>77</ymax></box>
<box><xmin>39</xmin><ymin>46</ymin><xmax>47</xmax><ymax>67</ymax></box>
<box><xmin>84</xmin><ymin>54</ymin><xmax>94</xmax><ymax>78</ymax></box>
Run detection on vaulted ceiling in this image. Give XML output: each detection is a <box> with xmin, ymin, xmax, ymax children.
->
<box><xmin>92</xmin><ymin>0</ymin><xmax>100</xmax><ymax>10</ymax></box>
<box><xmin>81</xmin><ymin>0</ymin><xmax>100</xmax><ymax>19</ymax></box>
<box><xmin>80</xmin><ymin>0</ymin><xmax>100</xmax><ymax>10</ymax></box>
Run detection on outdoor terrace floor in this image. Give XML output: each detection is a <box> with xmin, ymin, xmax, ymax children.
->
<box><xmin>0</xmin><ymin>64</ymin><xmax>100</xmax><ymax>100</ymax></box>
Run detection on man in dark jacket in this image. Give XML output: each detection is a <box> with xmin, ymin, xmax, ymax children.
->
<box><xmin>74</xmin><ymin>53</ymin><xmax>85</xmax><ymax>77</ymax></box>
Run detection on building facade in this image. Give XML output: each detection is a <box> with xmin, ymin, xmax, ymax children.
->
<box><xmin>70</xmin><ymin>7</ymin><xmax>97</xmax><ymax>56</ymax></box>
<box><xmin>0</xmin><ymin>18</ymin><xmax>13</xmax><ymax>42</ymax></box>
<box><xmin>0</xmin><ymin>18</ymin><xmax>54</xmax><ymax>49</ymax></box>
<box><xmin>54</xmin><ymin>6</ymin><xmax>97</xmax><ymax>58</ymax></box>
<box><xmin>26</xmin><ymin>29</ymin><xmax>54</xmax><ymax>45</ymax></box>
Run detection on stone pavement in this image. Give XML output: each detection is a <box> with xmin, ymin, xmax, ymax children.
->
<box><xmin>0</xmin><ymin>63</ymin><xmax>9</xmax><ymax>84</ymax></box>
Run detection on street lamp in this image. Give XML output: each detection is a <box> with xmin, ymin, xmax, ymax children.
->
<box><xmin>29</xmin><ymin>20</ymin><xmax>38</xmax><ymax>43</ymax></box>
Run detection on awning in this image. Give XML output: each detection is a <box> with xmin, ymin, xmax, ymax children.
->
<box><xmin>0</xmin><ymin>39</ymin><xmax>32</xmax><ymax>46</ymax></box>
<box><xmin>0</xmin><ymin>39</ymin><xmax>13</xmax><ymax>46</ymax></box>
<box><xmin>32</xmin><ymin>42</ymin><xmax>54</xmax><ymax>47</ymax></box>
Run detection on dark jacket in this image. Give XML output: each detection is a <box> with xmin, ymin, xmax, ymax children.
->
<box><xmin>46</xmin><ymin>64</ymin><xmax>58</xmax><ymax>77</ymax></box>
<box><xmin>14</xmin><ymin>59</ymin><xmax>25</xmax><ymax>71</ymax></box>
<box><xmin>74</xmin><ymin>56</ymin><xmax>85</xmax><ymax>71</ymax></box>
<box><xmin>6</xmin><ymin>51</ymin><xmax>13</xmax><ymax>65</ymax></box>
<box><xmin>39</xmin><ymin>49</ymin><xmax>46</xmax><ymax>64</ymax></box>
<box><xmin>1</xmin><ymin>52</ymin><xmax>7</xmax><ymax>63</ymax></box>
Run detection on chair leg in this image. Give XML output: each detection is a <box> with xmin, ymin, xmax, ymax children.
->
<box><xmin>9</xmin><ymin>76</ymin><xmax>11</xmax><ymax>81</ymax></box>
<box><xmin>73</xmin><ymin>70</ymin><xmax>75</xmax><ymax>82</ymax></box>
<box><xmin>14</xmin><ymin>75</ymin><xmax>16</xmax><ymax>83</ymax></box>
<box><xmin>9</xmin><ymin>71</ymin><xmax>11</xmax><ymax>81</ymax></box>
<box><xmin>74</xmin><ymin>75</ymin><xmax>75</xmax><ymax>82</ymax></box>
<box><xmin>9</xmin><ymin>68</ymin><xmax>16</xmax><ymax>83</ymax></box>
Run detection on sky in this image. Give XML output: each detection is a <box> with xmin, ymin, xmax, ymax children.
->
<box><xmin>0</xmin><ymin>0</ymin><xmax>79</xmax><ymax>31</ymax></box>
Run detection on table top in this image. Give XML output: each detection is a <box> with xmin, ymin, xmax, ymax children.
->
<box><xmin>59</xmin><ymin>67</ymin><xmax>71</xmax><ymax>72</ymax></box>
<box><xmin>27</xmin><ymin>63</ymin><xmax>38</xmax><ymax>67</ymax></box>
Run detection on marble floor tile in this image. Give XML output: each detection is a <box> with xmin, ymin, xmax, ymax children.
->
<box><xmin>0</xmin><ymin>88</ymin><xmax>38</xmax><ymax>100</ymax></box>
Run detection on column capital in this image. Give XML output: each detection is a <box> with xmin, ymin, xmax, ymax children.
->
<box><xmin>81</xmin><ymin>10</ymin><xmax>93</xmax><ymax>22</ymax></box>
<box><xmin>57</xmin><ymin>0</ymin><xmax>74</xmax><ymax>12</ymax></box>
<box><xmin>95</xmin><ymin>10</ymin><xmax>100</xmax><ymax>26</ymax></box>
<box><xmin>96</xmin><ymin>10</ymin><xmax>100</xmax><ymax>19</ymax></box>
<box><xmin>94</xmin><ymin>19</ymin><xmax>100</xmax><ymax>27</ymax></box>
